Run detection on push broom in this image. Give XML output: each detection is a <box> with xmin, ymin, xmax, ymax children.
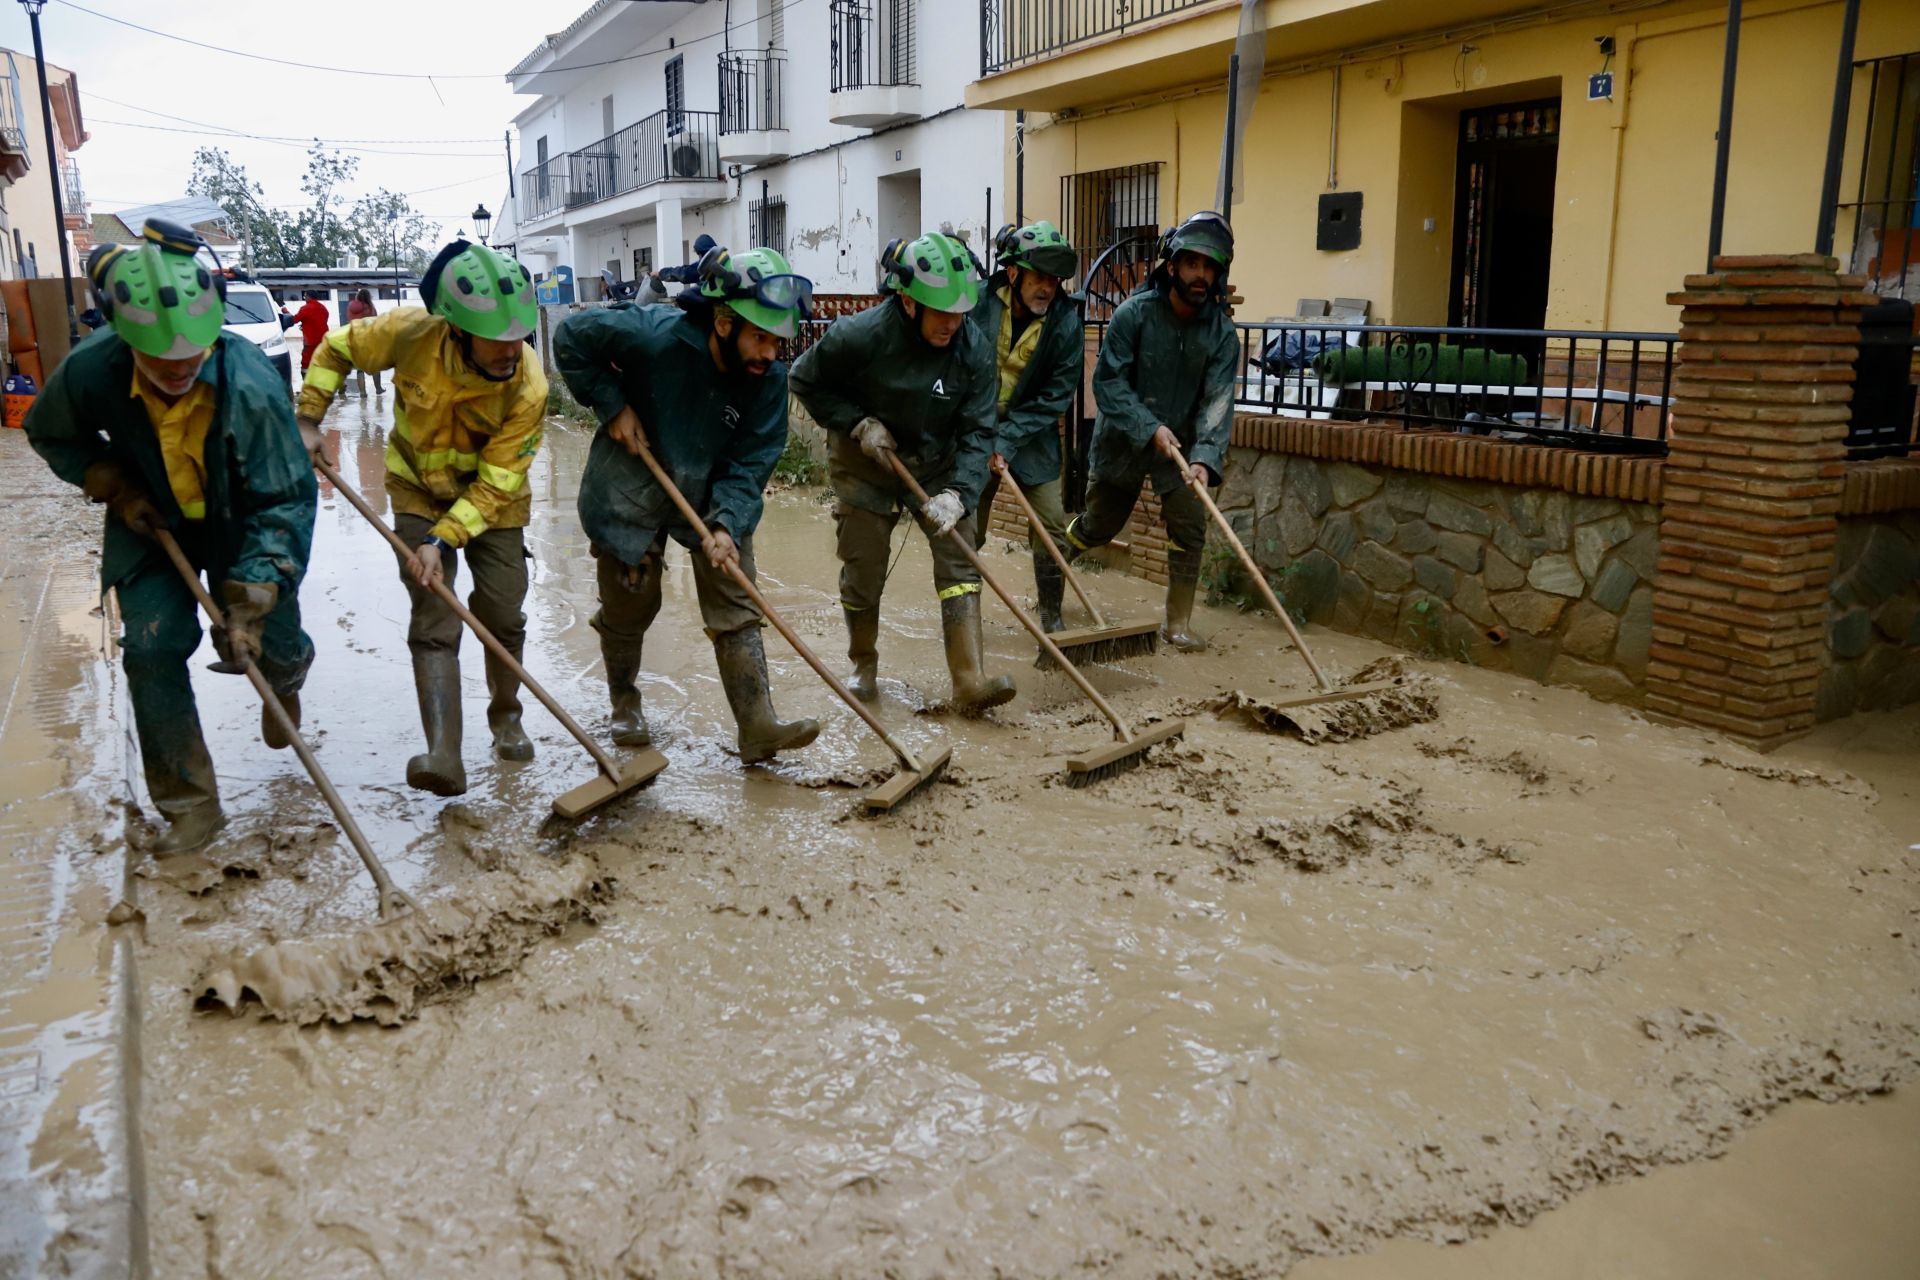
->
<box><xmin>1163</xmin><ymin>440</ymin><xmax>1403</xmax><ymax>719</ymax></box>
<box><xmin>994</xmin><ymin>468</ymin><xmax>1159</xmax><ymax>667</ymax></box>
<box><xmin>318</xmin><ymin>461</ymin><xmax>667</xmax><ymax>819</ymax></box>
<box><xmin>881</xmin><ymin>451</ymin><xmax>1183</xmax><ymax>785</ymax></box>
<box><xmin>626</xmin><ymin>432</ymin><xmax>949</xmax><ymax>813</ymax></box>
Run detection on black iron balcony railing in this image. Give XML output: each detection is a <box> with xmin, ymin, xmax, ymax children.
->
<box><xmin>519</xmin><ymin>109</ymin><xmax>723</xmax><ymax>222</ymax></box>
<box><xmin>980</xmin><ymin>0</ymin><xmax>1217</xmax><ymax>77</ymax></box>
<box><xmin>719</xmin><ymin>51</ymin><xmax>786</xmax><ymax>134</ymax></box>
<box><xmin>61</xmin><ymin>159</ymin><xmax>84</xmax><ymax>215</ymax></box>
<box><xmin>0</xmin><ymin>76</ymin><xmax>24</xmax><ymax>152</ymax></box>
<box><xmin>831</xmin><ymin>0</ymin><xmax>916</xmax><ymax>93</ymax></box>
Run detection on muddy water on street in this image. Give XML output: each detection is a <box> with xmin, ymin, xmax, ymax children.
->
<box><xmin>15</xmin><ymin>395</ymin><xmax>1920</xmax><ymax>1276</ymax></box>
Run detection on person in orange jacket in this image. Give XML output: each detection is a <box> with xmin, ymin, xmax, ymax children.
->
<box><xmin>294</xmin><ymin>292</ymin><xmax>330</xmax><ymax>373</ymax></box>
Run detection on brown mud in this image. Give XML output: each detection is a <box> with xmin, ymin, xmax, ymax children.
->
<box><xmin>4</xmin><ymin>399</ymin><xmax>1918</xmax><ymax>1276</ymax></box>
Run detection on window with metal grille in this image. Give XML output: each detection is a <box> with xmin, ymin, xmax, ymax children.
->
<box><xmin>1059</xmin><ymin>162</ymin><xmax>1161</xmax><ymax>259</ymax></box>
<box><xmin>666</xmin><ymin>55</ymin><xmax>686</xmax><ymax>137</ymax></box>
<box><xmin>749</xmin><ymin>195</ymin><xmax>787</xmax><ymax>256</ymax></box>
<box><xmin>1843</xmin><ymin>51</ymin><xmax>1920</xmax><ymax>297</ymax></box>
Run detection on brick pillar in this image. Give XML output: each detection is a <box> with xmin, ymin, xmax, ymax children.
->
<box><xmin>1646</xmin><ymin>255</ymin><xmax>1872</xmax><ymax>749</ymax></box>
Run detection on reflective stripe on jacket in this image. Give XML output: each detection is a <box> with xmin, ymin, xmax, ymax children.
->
<box><xmin>299</xmin><ymin>307</ymin><xmax>548</xmax><ymax>547</ymax></box>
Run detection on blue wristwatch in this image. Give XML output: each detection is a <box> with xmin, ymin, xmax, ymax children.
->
<box><xmin>420</xmin><ymin>535</ymin><xmax>451</xmax><ymax>553</ymax></box>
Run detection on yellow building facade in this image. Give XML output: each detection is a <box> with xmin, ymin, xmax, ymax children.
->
<box><xmin>968</xmin><ymin>0</ymin><xmax>1920</xmax><ymax>334</ymax></box>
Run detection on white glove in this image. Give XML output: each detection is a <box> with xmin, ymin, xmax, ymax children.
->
<box><xmin>922</xmin><ymin>489</ymin><xmax>965</xmax><ymax>537</ymax></box>
<box><xmin>852</xmin><ymin>417</ymin><xmax>896</xmax><ymax>462</ymax></box>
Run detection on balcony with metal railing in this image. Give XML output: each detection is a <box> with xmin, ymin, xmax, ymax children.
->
<box><xmin>61</xmin><ymin>158</ymin><xmax>86</xmax><ymax>228</ymax></box>
<box><xmin>718</xmin><ymin>50</ymin><xmax>790</xmax><ymax>165</ymax></box>
<box><xmin>829</xmin><ymin>0</ymin><xmax>921</xmax><ymax>129</ymax></box>
<box><xmin>517</xmin><ymin>108</ymin><xmax>724</xmax><ymax>227</ymax></box>
<box><xmin>979</xmin><ymin>0</ymin><xmax>1218</xmax><ymax>77</ymax></box>
<box><xmin>0</xmin><ymin>74</ymin><xmax>26</xmax><ymax>184</ymax></box>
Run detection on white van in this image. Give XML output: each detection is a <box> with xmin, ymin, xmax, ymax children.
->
<box><xmin>220</xmin><ymin>281</ymin><xmax>294</xmax><ymax>388</ymax></box>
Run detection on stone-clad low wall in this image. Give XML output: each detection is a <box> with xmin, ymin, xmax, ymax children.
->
<box><xmin>1818</xmin><ymin>511</ymin><xmax>1920</xmax><ymax>719</ymax></box>
<box><xmin>1210</xmin><ymin>452</ymin><xmax>1659</xmax><ymax>702</ymax></box>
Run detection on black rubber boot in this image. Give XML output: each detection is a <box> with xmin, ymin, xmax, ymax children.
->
<box><xmin>405</xmin><ymin>650</ymin><xmax>468</xmax><ymax>796</ymax></box>
<box><xmin>1033</xmin><ymin>556</ymin><xmax>1066</xmax><ymax>634</ymax></box>
<box><xmin>1162</xmin><ymin>575</ymin><xmax>1207</xmax><ymax>653</ymax></box>
<box><xmin>151</xmin><ymin>801</ymin><xmax>226</xmax><ymax>855</ymax></box>
<box><xmin>603</xmin><ymin>644</ymin><xmax>651</xmax><ymax>747</ymax></box>
<box><xmin>941</xmin><ymin>592</ymin><xmax>1016</xmax><ymax>715</ymax></box>
<box><xmin>262</xmin><ymin>690</ymin><xmax>300</xmax><ymax>751</ymax></box>
<box><xmin>714</xmin><ymin>627</ymin><xmax>819</xmax><ymax>764</ymax></box>
<box><xmin>844</xmin><ymin>608</ymin><xmax>880</xmax><ymax>701</ymax></box>
<box><xmin>484</xmin><ymin>649</ymin><xmax>535</xmax><ymax>762</ymax></box>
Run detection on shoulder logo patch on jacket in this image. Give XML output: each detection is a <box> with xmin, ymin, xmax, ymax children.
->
<box><xmin>932</xmin><ymin>378</ymin><xmax>946</xmax><ymax>396</ymax></box>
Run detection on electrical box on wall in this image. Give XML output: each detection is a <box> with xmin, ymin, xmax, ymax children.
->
<box><xmin>1317</xmin><ymin>192</ymin><xmax>1362</xmax><ymax>251</ymax></box>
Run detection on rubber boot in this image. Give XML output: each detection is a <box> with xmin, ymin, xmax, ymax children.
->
<box><xmin>1162</xmin><ymin>575</ymin><xmax>1207</xmax><ymax>653</ymax></box>
<box><xmin>149</xmin><ymin>749</ymin><xmax>226</xmax><ymax>855</ymax></box>
<box><xmin>603</xmin><ymin>645</ymin><xmax>651</xmax><ymax>747</ymax></box>
<box><xmin>405</xmin><ymin>650</ymin><xmax>468</xmax><ymax>796</ymax></box>
<box><xmin>262</xmin><ymin>690</ymin><xmax>300</xmax><ymax>751</ymax></box>
<box><xmin>714</xmin><ymin>627</ymin><xmax>820</xmax><ymax>764</ymax></box>
<box><xmin>1033</xmin><ymin>556</ymin><xmax>1066</xmax><ymax>634</ymax></box>
<box><xmin>941</xmin><ymin>592</ymin><xmax>1016</xmax><ymax>714</ymax></box>
<box><xmin>845</xmin><ymin>608</ymin><xmax>880</xmax><ymax>701</ymax></box>
<box><xmin>485</xmin><ymin>649</ymin><xmax>535</xmax><ymax>762</ymax></box>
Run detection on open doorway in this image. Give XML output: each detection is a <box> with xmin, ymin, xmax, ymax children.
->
<box><xmin>1449</xmin><ymin>98</ymin><xmax>1560</xmax><ymax>332</ymax></box>
<box><xmin>877</xmin><ymin>170</ymin><xmax>921</xmax><ymax>289</ymax></box>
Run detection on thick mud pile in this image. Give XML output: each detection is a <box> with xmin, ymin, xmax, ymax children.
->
<box><xmin>26</xmin><ymin>413</ymin><xmax>1917</xmax><ymax>1278</ymax></box>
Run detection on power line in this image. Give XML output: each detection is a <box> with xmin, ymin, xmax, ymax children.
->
<box><xmin>53</xmin><ymin>0</ymin><xmax>811</xmax><ymax>82</ymax></box>
<box><xmin>88</xmin><ymin>117</ymin><xmax>497</xmax><ymax>158</ymax></box>
<box><xmin>85</xmin><ymin>91</ymin><xmax>497</xmax><ymax>145</ymax></box>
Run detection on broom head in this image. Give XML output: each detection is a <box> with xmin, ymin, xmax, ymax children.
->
<box><xmin>1065</xmin><ymin>718</ymin><xmax>1185</xmax><ymax>787</ymax></box>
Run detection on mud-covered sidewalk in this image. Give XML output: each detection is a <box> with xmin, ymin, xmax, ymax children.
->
<box><xmin>4</xmin><ymin>397</ymin><xmax>1918</xmax><ymax>1277</ymax></box>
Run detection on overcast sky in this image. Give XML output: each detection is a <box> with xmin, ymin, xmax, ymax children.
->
<box><xmin>0</xmin><ymin>0</ymin><xmax>566</xmax><ymax>242</ymax></box>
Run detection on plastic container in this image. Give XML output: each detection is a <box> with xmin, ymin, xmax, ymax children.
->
<box><xmin>3</xmin><ymin>372</ymin><xmax>35</xmax><ymax>430</ymax></box>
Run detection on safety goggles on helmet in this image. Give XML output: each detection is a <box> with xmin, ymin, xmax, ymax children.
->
<box><xmin>735</xmin><ymin>271</ymin><xmax>814</xmax><ymax>316</ymax></box>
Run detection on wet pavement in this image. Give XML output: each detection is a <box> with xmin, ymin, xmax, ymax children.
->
<box><xmin>2</xmin><ymin>390</ymin><xmax>1918</xmax><ymax>1277</ymax></box>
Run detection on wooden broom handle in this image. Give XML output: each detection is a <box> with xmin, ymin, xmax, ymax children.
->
<box><xmin>996</xmin><ymin>467</ymin><xmax>1106</xmax><ymax>626</ymax></box>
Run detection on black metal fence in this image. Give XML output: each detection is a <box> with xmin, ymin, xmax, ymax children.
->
<box><xmin>980</xmin><ymin>0</ymin><xmax>1217</xmax><ymax>77</ymax></box>
<box><xmin>719</xmin><ymin>51</ymin><xmax>786</xmax><ymax>135</ymax></box>
<box><xmin>831</xmin><ymin>0</ymin><xmax>917</xmax><ymax>92</ymax></box>
<box><xmin>521</xmin><ymin>109</ymin><xmax>723</xmax><ymax>221</ymax></box>
<box><xmin>1841</xmin><ymin>50</ymin><xmax>1920</xmax><ymax>298</ymax></box>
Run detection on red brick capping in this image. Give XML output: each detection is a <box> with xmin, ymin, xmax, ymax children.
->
<box><xmin>1841</xmin><ymin>457</ymin><xmax>1920</xmax><ymax>515</ymax></box>
<box><xmin>1226</xmin><ymin>415</ymin><xmax>1664</xmax><ymax>502</ymax></box>
<box><xmin>1645</xmin><ymin>253</ymin><xmax>1874</xmax><ymax>749</ymax></box>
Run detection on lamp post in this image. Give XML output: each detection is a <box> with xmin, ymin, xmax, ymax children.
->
<box><xmin>472</xmin><ymin>203</ymin><xmax>493</xmax><ymax>246</ymax></box>
<box><xmin>18</xmin><ymin>0</ymin><xmax>77</xmax><ymax>340</ymax></box>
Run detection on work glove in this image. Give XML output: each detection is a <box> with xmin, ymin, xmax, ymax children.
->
<box><xmin>922</xmin><ymin>489</ymin><xmax>965</xmax><ymax>538</ymax></box>
<box><xmin>81</xmin><ymin>460</ymin><xmax>163</xmax><ymax>538</ymax></box>
<box><xmin>851</xmin><ymin>417</ymin><xmax>896</xmax><ymax>462</ymax></box>
<box><xmin>209</xmin><ymin>580</ymin><xmax>278</xmax><ymax>674</ymax></box>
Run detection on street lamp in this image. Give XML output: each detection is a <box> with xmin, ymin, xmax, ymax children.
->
<box><xmin>17</xmin><ymin>0</ymin><xmax>78</xmax><ymax>340</ymax></box>
<box><xmin>472</xmin><ymin>203</ymin><xmax>493</xmax><ymax>245</ymax></box>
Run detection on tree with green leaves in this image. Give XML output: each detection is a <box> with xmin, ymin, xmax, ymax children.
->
<box><xmin>348</xmin><ymin>189</ymin><xmax>438</xmax><ymax>273</ymax></box>
<box><xmin>188</xmin><ymin>145</ymin><xmax>293</xmax><ymax>267</ymax></box>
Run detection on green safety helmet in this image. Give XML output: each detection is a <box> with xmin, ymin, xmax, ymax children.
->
<box><xmin>880</xmin><ymin>231</ymin><xmax>980</xmax><ymax>314</ymax></box>
<box><xmin>87</xmin><ymin>218</ymin><xmax>226</xmax><ymax>360</ymax></box>
<box><xmin>1160</xmin><ymin>210</ymin><xmax>1235</xmax><ymax>270</ymax></box>
<box><xmin>422</xmin><ymin>239</ymin><xmax>537</xmax><ymax>342</ymax></box>
<box><xmin>994</xmin><ymin>220</ymin><xmax>1078</xmax><ymax>278</ymax></box>
<box><xmin>697</xmin><ymin>244</ymin><xmax>813</xmax><ymax>340</ymax></box>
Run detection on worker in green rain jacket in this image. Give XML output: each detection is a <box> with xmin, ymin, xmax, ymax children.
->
<box><xmin>553</xmin><ymin>245</ymin><xmax>819</xmax><ymax>764</ymax></box>
<box><xmin>968</xmin><ymin>219</ymin><xmax>1085</xmax><ymax>632</ymax></box>
<box><xmin>1066</xmin><ymin>211</ymin><xmax>1239</xmax><ymax>652</ymax></box>
<box><xmin>789</xmin><ymin>231</ymin><xmax>1015</xmax><ymax>715</ymax></box>
<box><xmin>25</xmin><ymin>219</ymin><xmax>317</xmax><ymax>855</ymax></box>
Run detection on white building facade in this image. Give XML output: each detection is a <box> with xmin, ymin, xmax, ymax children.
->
<box><xmin>498</xmin><ymin>0</ymin><xmax>1005</xmax><ymax>300</ymax></box>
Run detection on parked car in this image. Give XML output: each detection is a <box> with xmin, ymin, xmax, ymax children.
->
<box><xmin>220</xmin><ymin>281</ymin><xmax>294</xmax><ymax>388</ymax></box>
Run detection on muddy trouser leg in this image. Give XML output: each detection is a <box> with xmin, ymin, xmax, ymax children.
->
<box><xmin>698</xmin><ymin>537</ymin><xmax>820</xmax><ymax>762</ymax></box>
<box><xmin>392</xmin><ymin>513</ymin><xmax>468</xmax><ymax>794</ymax></box>
<box><xmin>1019</xmin><ymin>477</ymin><xmax>1070</xmax><ymax>631</ymax></box>
<box><xmin>116</xmin><ymin>558</ymin><xmax>221</xmax><ymax>825</ymax></box>
<box><xmin>252</xmin><ymin>584</ymin><xmax>316</xmax><ymax>749</ymax></box>
<box><xmin>462</xmin><ymin>527</ymin><xmax>534</xmax><ymax>761</ymax></box>
<box><xmin>1063</xmin><ymin>478</ymin><xmax>1142</xmax><ymax>562</ymax></box>
<box><xmin>1157</xmin><ymin>481</ymin><xmax>1211</xmax><ymax>652</ymax></box>
<box><xmin>834</xmin><ymin>502</ymin><xmax>897</xmax><ymax>699</ymax></box>
<box><xmin>971</xmin><ymin>469</ymin><xmax>1002</xmax><ymax>552</ymax></box>
<box><xmin>592</xmin><ymin>547</ymin><xmax>664</xmax><ymax>747</ymax></box>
